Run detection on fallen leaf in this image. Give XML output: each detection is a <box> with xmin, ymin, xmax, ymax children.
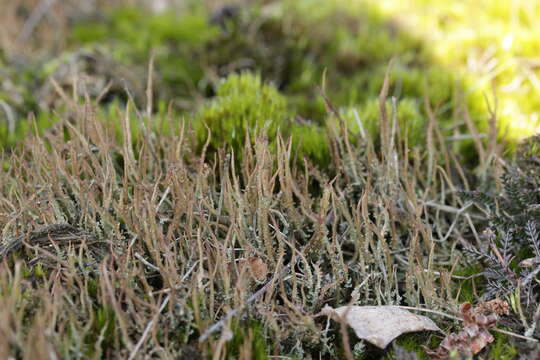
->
<box><xmin>322</xmin><ymin>305</ymin><xmax>441</xmax><ymax>349</ymax></box>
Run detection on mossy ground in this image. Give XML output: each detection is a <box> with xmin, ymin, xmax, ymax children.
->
<box><xmin>0</xmin><ymin>0</ymin><xmax>538</xmax><ymax>358</ymax></box>
<box><xmin>2</xmin><ymin>0</ymin><xmax>539</xmax><ymax>152</ymax></box>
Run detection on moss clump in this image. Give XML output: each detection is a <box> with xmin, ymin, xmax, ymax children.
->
<box><xmin>290</xmin><ymin>123</ymin><xmax>330</xmax><ymax>166</ymax></box>
<box><xmin>195</xmin><ymin>72</ymin><xmax>334</xmax><ymax>165</ymax></box>
<box><xmin>227</xmin><ymin>321</ymin><xmax>269</xmax><ymax>360</ymax></box>
<box><xmin>85</xmin><ymin>306</ymin><xmax>117</xmax><ymax>356</ymax></box>
<box><xmin>195</xmin><ymin>72</ymin><xmax>288</xmax><ymax>155</ymax></box>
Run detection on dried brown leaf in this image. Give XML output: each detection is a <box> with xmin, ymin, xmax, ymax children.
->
<box><xmin>322</xmin><ymin>305</ymin><xmax>441</xmax><ymax>349</ymax></box>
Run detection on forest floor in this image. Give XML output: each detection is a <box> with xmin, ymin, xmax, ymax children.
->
<box><xmin>0</xmin><ymin>1</ymin><xmax>539</xmax><ymax>359</ymax></box>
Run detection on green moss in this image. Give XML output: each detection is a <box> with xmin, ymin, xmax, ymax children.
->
<box><xmin>72</xmin><ymin>6</ymin><xmax>218</xmax><ymax>50</ymax></box>
<box><xmin>195</xmin><ymin>72</ymin><xmax>335</xmax><ymax>165</ymax></box>
<box><xmin>83</xmin><ymin>306</ymin><xmax>116</xmax><ymax>357</ymax></box>
<box><xmin>4</xmin><ymin>0</ymin><xmax>539</xmax><ymax>153</ymax></box>
<box><xmin>340</xmin><ymin>97</ymin><xmax>424</xmax><ymax>147</ymax></box>
<box><xmin>487</xmin><ymin>332</ymin><xmax>518</xmax><ymax>359</ymax></box>
<box><xmin>70</xmin><ymin>5</ymin><xmax>219</xmax><ymax>99</ymax></box>
<box><xmin>227</xmin><ymin>321</ymin><xmax>269</xmax><ymax>360</ymax></box>
<box><xmin>0</xmin><ymin>108</ymin><xmax>60</xmax><ymax>148</ymax></box>
<box><xmin>291</xmin><ymin>123</ymin><xmax>330</xmax><ymax>166</ymax></box>
<box><xmin>195</xmin><ymin>72</ymin><xmax>289</xmax><ymax>156</ymax></box>
<box><xmin>453</xmin><ymin>264</ymin><xmax>484</xmax><ymax>303</ymax></box>
<box><xmin>388</xmin><ymin>333</ymin><xmax>432</xmax><ymax>359</ymax></box>
<box><xmin>70</xmin><ymin>23</ymin><xmax>108</xmax><ymax>43</ymax></box>
<box><xmin>87</xmin><ymin>278</ymin><xmax>99</xmax><ymax>299</ymax></box>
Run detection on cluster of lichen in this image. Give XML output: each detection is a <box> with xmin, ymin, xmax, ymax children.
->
<box><xmin>3</xmin><ymin>3</ymin><xmax>539</xmax><ymax>358</ymax></box>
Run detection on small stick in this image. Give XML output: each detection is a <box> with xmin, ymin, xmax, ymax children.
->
<box><xmin>151</xmin><ymin>261</ymin><xmax>200</xmax><ymax>295</ymax></box>
<box><xmin>155</xmin><ymin>186</ymin><xmax>171</xmax><ymax>213</ymax></box>
<box><xmin>134</xmin><ymin>252</ymin><xmax>160</xmax><ymax>272</ymax></box>
<box><xmin>397</xmin><ymin>306</ymin><xmax>461</xmax><ymax>322</ymax></box>
<box><xmin>198</xmin><ymin>265</ymin><xmax>290</xmax><ymax>342</ymax></box>
<box><xmin>492</xmin><ymin>328</ymin><xmax>538</xmax><ymax>343</ymax></box>
<box><xmin>397</xmin><ymin>306</ymin><xmax>539</xmax><ymax>343</ymax></box>
<box><xmin>128</xmin><ymin>262</ymin><xmax>198</xmax><ymax>360</ymax></box>
<box><xmin>128</xmin><ymin>296</ymin><xmax>169</xmax><ymax>360</ymax></box>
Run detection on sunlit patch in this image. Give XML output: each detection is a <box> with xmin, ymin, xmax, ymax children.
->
<box><xmin>370</xmin><ymin>0</ymin><xmax>540</xmax><ymax>141</ymax></box>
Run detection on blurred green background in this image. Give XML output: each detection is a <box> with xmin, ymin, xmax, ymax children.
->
<box><xmin>1</xmin><ymin>0</ymin><xmax>539</xmax><ymax>159</ymax></box>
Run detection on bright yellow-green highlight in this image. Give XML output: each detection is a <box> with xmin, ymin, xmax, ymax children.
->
<box><xmin>374</xmin><ymin>0</ymin><xmax>540</xmax><ymax>140</ymax></box>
